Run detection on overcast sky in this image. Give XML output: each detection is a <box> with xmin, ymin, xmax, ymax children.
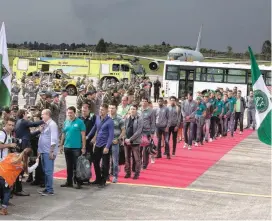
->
<box><xmin>0</xmin><ymin>0</ymin><xmax>270</xmax><ymax>52</ymax></box>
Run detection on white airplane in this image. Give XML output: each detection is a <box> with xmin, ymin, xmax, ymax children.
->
<box><xmin>111</xmin><ymin>25</ymin><xmax>205</xmax><ymax>71</ymax></box>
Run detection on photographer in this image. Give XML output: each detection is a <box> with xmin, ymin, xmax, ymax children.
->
<box><xmin>0</xmin><ymin>148</ymin><xmax>39</xmax><ymax>215</ymax></box>
<box><xmin>14</xmin><ymin>109</ymin><xmax>44</xmax><ymax>196</ymax></box>
<box><xmin>0</xmin><ymin>118</ymin><xmax>17</xmax><ymax>162</ymax></box>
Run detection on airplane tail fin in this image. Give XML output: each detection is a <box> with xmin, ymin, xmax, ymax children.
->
<box><xmin>195</xmin><ymin>24</ymin><xmax>203</xmax><ymax>52</ymax></box>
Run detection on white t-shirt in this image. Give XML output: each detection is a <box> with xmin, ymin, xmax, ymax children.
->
<box><xmin>0</xmin><ymin>130</ymin><xmax>12</xmax><ymax>161</ymax></box>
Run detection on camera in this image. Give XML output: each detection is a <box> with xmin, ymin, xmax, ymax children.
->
<box><xmin>10</xmin><ymin>138</ymin><xmax>22</xmax><ymax>153</ymax></box>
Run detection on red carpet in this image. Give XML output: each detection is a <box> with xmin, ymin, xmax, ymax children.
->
<box><xmin>54</xmin><ymin>130</ymin><xmax>253</xmax><ymax>188</ymax></box>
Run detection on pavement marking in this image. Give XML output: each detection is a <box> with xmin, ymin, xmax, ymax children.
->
<box><xmin>54</xmin><ymin>177</ymin><xmax>271</xmax><ymax>198</ymax></box>
<box><xmin>116</xmin><ymin>182</ymin><xmax>272</xmax><ymax>198</ymax></box>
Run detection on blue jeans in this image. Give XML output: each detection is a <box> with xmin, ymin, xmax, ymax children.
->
<box><xmin>41</xmin><ymin>153</ymin><xmax>54</xmax><ymax>193</ymax></box>
<box><xmin>111</xmin><ymin>144</ymin><xmax>119</xmax><ymax>178</ymax></box>
<box><xmin>0</xmin><ymin>177</ymin><xmax>10</xmax><ymax>207</ymax></box>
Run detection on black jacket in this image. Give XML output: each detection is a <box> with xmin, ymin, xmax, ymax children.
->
<box><xmin>15</xmin><ymin>119</ymin><xmax>44</xmax><ymax>141</ymax></box>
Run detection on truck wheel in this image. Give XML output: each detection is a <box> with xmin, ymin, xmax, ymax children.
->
<box><xmin>66</xmin><ymin>85</ymin><xmax>77</xmax><ymax>96</ymax></box>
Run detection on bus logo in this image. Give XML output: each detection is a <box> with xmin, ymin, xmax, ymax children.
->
<box><xmin>254</xmin><ymin>89</ymin><xmax>269</xmax><ymax>113</ymax></box>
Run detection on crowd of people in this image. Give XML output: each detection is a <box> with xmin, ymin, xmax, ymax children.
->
<box><xmin>0</xmin><ymin>74</ymin><xmax>257</xmax><ymax>215</ymax></box>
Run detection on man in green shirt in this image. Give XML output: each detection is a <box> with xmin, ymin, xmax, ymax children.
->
<box><xmin>211</xmin><ymin>93</ymin><xmax>224</xmax><ymax>140</ymax></box>
<box><xmin>60</xmin><ymin>106</ymin><xmax>86</xmax><ymax>189</ymax></box>
<box><xmin>228</xmin><ymin>90</ymin><xmax>236</xmax><ymax>137</ymax></box>
<box><xmin>195</xmin><ymin>97</ymin><xmax>206</xmax><ymax>146</ymax></box>
<box><xmin>222</xmin><ymin>94</ymin><xmax>231</xmax><ymax>136</ymax></box>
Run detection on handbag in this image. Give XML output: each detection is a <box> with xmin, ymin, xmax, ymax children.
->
<box><xmin>118</xmin><ymin>144</ymin><xmax>125</xmax><ymax>165</ymax></box>
<box><xmin>140</xmin><ymin>135</ymin><xmax>150</xmax><ymax>147</ymax></box>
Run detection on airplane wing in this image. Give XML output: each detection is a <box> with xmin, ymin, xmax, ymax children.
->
<box><xmin>109</xmin><ymin>52</ymin><xmax>166</xmax><ymax>63</ymax></box>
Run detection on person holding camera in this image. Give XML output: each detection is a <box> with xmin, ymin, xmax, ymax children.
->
<box><xmin>0</xmin><ymin>148</ymin><xmax>39</xmax><ymax>215</ymax></box>
<box><xmin>0</xmin><ymin>118</ymin><xmax>17</xmax><ymax>162</ymax></box>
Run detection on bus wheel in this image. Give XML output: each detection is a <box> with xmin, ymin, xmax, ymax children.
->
<box><xmin>66</xmin><ymin>85</ymin><xmax>77</xmax><ymax>96</ymax></box>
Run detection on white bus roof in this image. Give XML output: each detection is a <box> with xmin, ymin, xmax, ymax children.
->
<box><xmin>164</xmin><ymin>61</ymin><xmax>272</xmax><ymax>71</ymax></box>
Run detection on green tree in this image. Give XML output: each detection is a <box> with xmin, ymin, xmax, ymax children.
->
<box><xmin>95</xmin><ymin>38</ymin><xmax>107</xmax><ymax>52</ymax></box>
<box><xmin>227</xmin><ymin>45</ymin><xmax>233</xmax><ymax>55</ymax></box>
<box><xmin>261</xmin><ymin>40</ymin><xmax>271</xmax><ymax>59</ymax></box>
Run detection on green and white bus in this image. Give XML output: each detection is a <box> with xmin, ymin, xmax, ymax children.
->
<box><xmin>162</xmin><ymin>61</ymin><xmax>271</xmax><ymax>98</ymax></box>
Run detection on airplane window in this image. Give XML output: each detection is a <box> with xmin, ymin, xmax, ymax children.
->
<box><xmin>112</xmin><ymin>64</ymin><xmax>120</xmax><ymax>71</ymax></box>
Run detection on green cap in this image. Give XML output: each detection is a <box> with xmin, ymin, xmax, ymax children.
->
<box><xmin>204</xmin><ymin>93</ymin><xmax>209</xmax><ymax>97</ymax></box>
<box><xmin>196</xmin><ymin>96</ymin><xmax>202</xmax><ymax>100</ymax></box>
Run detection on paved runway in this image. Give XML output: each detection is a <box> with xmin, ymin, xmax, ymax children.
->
<box><xmin>6</xmin><ymin>95</ymin><xmax>271</xmax><ymax>220</ymax></box>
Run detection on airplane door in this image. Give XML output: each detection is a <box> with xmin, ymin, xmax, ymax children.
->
<box><xmin>167</xmin><ymin>81</ymin><xmax>179</xmax><ymax>97</ymax></box>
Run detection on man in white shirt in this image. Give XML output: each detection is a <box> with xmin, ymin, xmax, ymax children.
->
<box><xmin>0</xmin><ymin>118</ymin><xmax>17</xmax><ymax>162</ymax></box>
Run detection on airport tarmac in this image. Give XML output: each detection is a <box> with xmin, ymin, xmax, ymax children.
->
<box><xmin>6</xmin><ymin>95</ymin><xmax>271</xmax><ymax>220</ymax></box>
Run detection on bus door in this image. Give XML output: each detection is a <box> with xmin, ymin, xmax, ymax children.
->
<box><xmin>179</xmin><ymin>70</ymin><xmax>194</xmax><ymax>97</ymax></box>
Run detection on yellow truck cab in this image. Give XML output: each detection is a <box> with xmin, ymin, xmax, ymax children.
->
<box><xmin>13</xmin><ymin>57</ymin><xmax>134</xmax><ymax>83</ymax></box>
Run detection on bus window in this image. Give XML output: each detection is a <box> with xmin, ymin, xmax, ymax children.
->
<box><xmin>180</xmin><ymin>70</ymin><xmax>186</xmax><ymax>80</ymax></box>
<box><xmin>166</xmin><ymin>72</ymin><xmax>180</xmax><ymax>80</ymax></box>
<box><xmin>121</xmin><ymin>64</ymin><xmax>130</xmax><ymax>72</ymax></box>
<box><xmin>112</xmin><ymin>64</ymin><xmax>120</xmax><ymax>71</ymax></box>
<box><xmin>226</xmin><ymin>69</ymin><xmax>246</xmax><ymax>83</ymax></box>
<box><xmin>207</xmin><ymin>68</ymin><xmax>223</xmax><ymax>82</ymax></box>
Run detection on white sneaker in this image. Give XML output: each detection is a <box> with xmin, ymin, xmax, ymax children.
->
<box><xmin>195</xmin><ymin>142</ymin><xmax>198</xmax><ymax>147</ymax></box>
<box><xmin>239</xmin><ymin>131</ymin><xmax>242</xmax><ymax>135</ymax></box>
<box><xmin>209</xmin><ymin>138</ymin><xmax>213</xmax><ymax>142</ymax></box>
<box><xmin>183</xmin><ymin>143</ymin><xmax>188</xmax><ymax>148</ymax></box>
<box><xmin>219</xmin><ymin>135</ymin><xmax>222</xmax><ymax>138</ymax></box>
<box><xmin>151</xmin><ymin>156</ymin><xmax>155</xmax><ymax>164</ymax></box>
<box><xmin>188</xmin><ymin>145</ymin><xmax>192</xmax><ymax>150</ymax></box>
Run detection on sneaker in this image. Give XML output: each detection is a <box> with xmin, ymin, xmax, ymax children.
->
<box><xmin>239</xmin><ymin>131</ymin><xmax>243</xmax><ymax>135</ymax></box>
<box><xmin>188</xmin><ymin>145</ymin><xmax>192</xmax><ymax>150</ymax></box>
<box><xmin>219</xmin><ymin>135</ymin><xmax>222</xmax><ymax>138</ymax></box>
<box><xmin>133</xmin><ymin>173</ymin><xmax>139</xmax><ymax>180</ymax></box>
<box><xmin>112</xmin><ymin>177</ymin><xmax>118</xmax><ymax>183</ymax></box>
<box><xmin>98</xmin><ymin>183</ymin><xmax>106</xmax><ymax>188</ymax></box>
<box><xmin>253</xmin><ymin>127</ymin><xmax>255</xmax><ymax>131</ymax></box>
<box><xmin>209</xmin><ymin>138</ymin><xmax>213</xmax><ymax>142</ymax></box>
<box><xmin>75</xmin><ymin>183</ymin><xmax>82</xmax><ymax>189</ymax></box>
<box><xmin>60</xmin><ymin>182</ymin><xmax>73</xmax><ymax>188</ymax></box>
<box><xmin>91</xmin><ymin>180</ymin><xmax>100</xmax><ymax>185</ymax></box>
<box><xmin>183</xmin><ymin>143</ymin><xmax>188</xmax><ymax>149</ymax></box>
<box><xmin>124</xmin><ymin>173</ymin><xmax>131</xmax><ymax>178</ymax></box>
<box><xmin>41</xmin><ymin>191</ymin><xmax>54</xmax><ymax>196</ymax></box>
<box><xmin>195</xmin><ymin>142</ymin><xmax>198</xmax><ymax>147</ymax></box>
<box><xmin>37</xmin><ymin>189</ymin><xmax>47</xmax><ymax>194</ymax></box>
<box><xmin>172</xmin><ymin>152</ymin><xmax>175</xmax><ymax>156</ymax></box>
